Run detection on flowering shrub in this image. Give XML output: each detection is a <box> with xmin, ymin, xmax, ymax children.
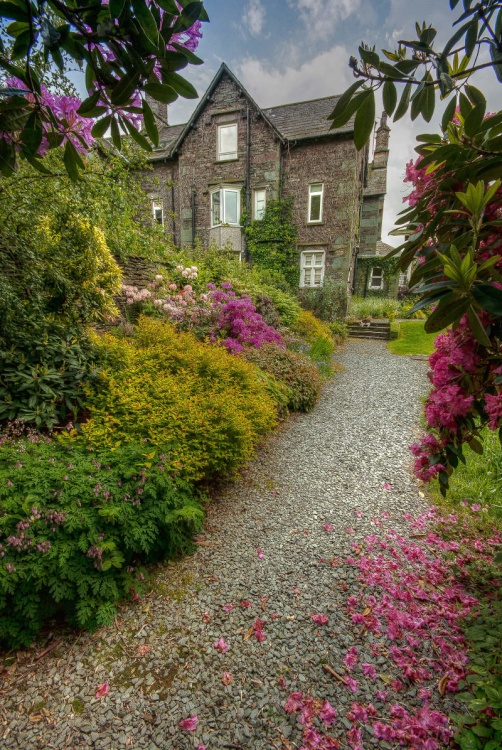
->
<box><xmin>0</xmin><ymin>435</ymin><xmax>203</xmax><ymax>648</ymax></box>
<box><xmin>121</xmin><ymin>276</ymin><xmax>283</xmax><ymax>354</ymax></box>
<box><xmin>0</xmin><ymin>0</ymin><xmax>207</xmax><ymax>175</ymax></box>
<box><xmin>401</xmin><ymin>151</ymin><xmax>502</xmax><ymax>488</ymax></box>
<box><xmin>79</xmin><ymin>318</ymin><xmax>277</xmax><ymax>482</ymax></box>
<box><xmin>239</xmin><ymin>343</ymin><xmax>323</xmax><ymax>413</ymax></box>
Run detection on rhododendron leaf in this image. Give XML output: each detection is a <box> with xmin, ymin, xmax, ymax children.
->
<box><xmin>466</xmin><ymin>307</ymin><xmax>491</xmax><ymax>347</ymax></box>
<box><xmin>109</xmin><ymin>0</ymin><xmax>127</xmax><ymax>19</ymax></box>
<box><xmin>328</xmin><ymin>80</ymin><xmax>363</xmax><ymax>124</ymax></box>
<box><xmin>354</xmin><ymin>90</ymin><xmax>375</xmax><ymax>150</ymax></box>
<box><xmin>424</xmin><ymin>296</ymin><xmax>470</xmax><ymax>332</ymax></box>
<box><xmin>471</xmin><ymin>283</ymin><xmax>502</xmax><ymax>314</ymax></box>
<box><xmin>130</xmin><ymin>0</ymin><xmax>160</xmax><ymax>48</ymax></box>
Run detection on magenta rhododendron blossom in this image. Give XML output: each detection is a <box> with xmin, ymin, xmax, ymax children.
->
<box><xmin>319</xmin><ymin>701</ymin><xmax>336</xmax><ymax>726</ymax></box>
<box><xmin>310</xmin><ymin>613</ymin><xmax>329</xmax><ymax>625</ymax></box>
<box><xmin>343</xmin><ymin>646</ymin><xmax>359</xmax><ymax>670</ymax></box>
<box><xmin>95</xmin><ymin>682</ymin><xmax>110</xmax><ymax>699</ymax></box>
<box><xmin>178</xmin><ymin>715</ymin><xmax>198</xmax><ymax>731</ymax></box>
<box><xmin>361</xmin><ymin>662</ymin><xmax>377</xmax><ymax>679</ymax></box>
<box><xmin>253</xmin><ymin>618</ymin><xmax>266</xmax><ymax>641</ymax></box>
<box><xmin>213</xmin><ymin>637</ymin><xmax>229</xmax><ymax>654</ymax></box>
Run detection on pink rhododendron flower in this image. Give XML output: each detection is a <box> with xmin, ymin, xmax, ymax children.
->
<box><xmin>95</xmin><ymin>682</ymin><xmax>110</xmax><ymax>699</ymax></box>
<box><xmin>343</xmin><ymin>646</ymin><xmax>359</xmax><ymax>670</ymax></box>
<box><xmin>213</xmin><ymin>637</ymin><xmax>229</xmax><ymax>653</ymax></box>
<box><xmin>345</xmin><ymin>676</ymin><xmax>359</xmax><ymax>693</ymax></box>
<box><xmin>470</xmin><ymin>503</ymin><xmax>482</xmax><ymax>512</ymax></box>
<box><xmin>310</xmin><ymin>613</ymin><xmax>329</xmax><ymax>625</ymax></box>
<box><xmin>319</xmin><ymin>701</ymin><xmax>336</xmax><ymax>726</ymax></box>
<box><xmin>253</xmin><ymin>618</ymin><xmax>266</xmax><ymax>641</ymax></box>
<box><xmin>178</xmin><ymin>715</ymin><xmax>198</xmax><ymax>731</ymax></box>
<box><xmin>361</xmin><ymin>662</ymin><xmax>377</xmax><ymax>679</ymax></box>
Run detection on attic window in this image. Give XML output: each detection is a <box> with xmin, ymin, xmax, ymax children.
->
<box><xmin>218</xmin><ymin>124</ymin><xmax>237</xmax><ymax>161</ymax></box>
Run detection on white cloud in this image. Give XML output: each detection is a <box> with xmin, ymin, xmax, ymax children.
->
<box><xmin>288</xmin><ymin>0</ymin><xmax>361</xmax><ymax>39</ymax></box>
<box><xmin>243</xmin><ymin>0</ymin><xmax>265</xmax><ymax>37</ymax></box>
<box><xmin>236</xmin><ymin>45</ymin><xmax>353</xmax><ymax>107</ymax></box>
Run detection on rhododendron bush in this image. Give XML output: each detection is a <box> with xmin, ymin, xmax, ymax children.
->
<box><xmin>0</xmin><ymin>0</ymin><xmax>207</xmax><ymax>176</ymax></box>
<box><xmin>324</xmin><ymin>0</ymin><xmax>502</xmax><ymax>487</ymax></box>
<box><xmin>401</xmin><ymin>139</ymin><xmax>502</xmax><ymax>489</ymax></box>
<box><xmin>122</xmin><ymin>273</ymin><xmax>283</xmax><ymax>353</ymax></box>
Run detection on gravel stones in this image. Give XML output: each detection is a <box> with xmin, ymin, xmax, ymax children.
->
<box><xmin>0</xmin><ymin>341</ymin><xmax>432</xmax><ymax>749</ymax></box>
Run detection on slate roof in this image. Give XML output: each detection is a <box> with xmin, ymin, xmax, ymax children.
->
<box><xmin>149</xmin><ymin>64</ymin><xmax>353</xmax><ymax>161</ymax></box>
<box><xmin>263</xmin><ymin>96</ymin><xmax>352</xmax><ymax>141</ymax></box>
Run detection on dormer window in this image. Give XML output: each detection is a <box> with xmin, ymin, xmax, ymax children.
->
<box><xmin>217</xmin><ymin>124</ymin><xmax>237</xmax><ymax>161</ymax></box>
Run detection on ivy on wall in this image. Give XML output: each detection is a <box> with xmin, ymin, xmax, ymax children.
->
<box><xmin>244</xmin><ymin>198</ymin><xmax>299</xmax><ymax>289</ymax></box>
<box><xmin>356</xmin><ymin>255</ymin><xmax>400</xmax><ymax>297</ymax></box>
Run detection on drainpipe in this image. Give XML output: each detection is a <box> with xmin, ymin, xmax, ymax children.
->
<box><xmin>191</xmin><ymin>183</ymin><xmax>196</xmax><ymax>249</ymax></box>
<box><xmin>244</xmin><ymin>106</ymin><xmax>251</xmax><ymax>263</ymax></box>
<box><xmin>363</xmin><ymin>264</ymin><xmax>369</xmax><ymax>298</ymax></box>
<box><xmin>351</xmin><ymin>245</ymin><xmax>360</xmax><ymax>295</ymax></box>
<box><xmin>171</xmin><ymin>183</ymin><xmax>176</xmax><ymax>244</ymax></box>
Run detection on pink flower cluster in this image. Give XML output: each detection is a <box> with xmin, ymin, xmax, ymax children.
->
<box><xmin>284</xmin><ymin>692</ymin><xmax>339</xmax><ymax>749</ymax></box>
<box><xmin>123</xmin><ymin>277</ymin><xmax>283</xmax><ymax>354</ymax></box>
<box><xmin>4</xmin><ymin>79</ymin><xmax>94</xmax><ymax>156</ymax></box>
<box><xmin>409</xmin><ymin>315</ymin><xmax>502</xmax><ymax>482</ymax></box>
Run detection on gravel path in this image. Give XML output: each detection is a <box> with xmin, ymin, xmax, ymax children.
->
<box><xmin>0</xmin><ymin>340</ymin><xmax>431</xmax><ymax>750</ymax></box>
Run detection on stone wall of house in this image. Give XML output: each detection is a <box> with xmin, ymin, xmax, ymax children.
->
<box><xmin>281</xmin><ymin>137</ymin><xmax>365</xmax><ymax>289</ymax></box>
<box><xmin>151</xmin><ymin>72</ymin><xmax>281</xmax><ymax>252</ymax></box>
<box><xmin>140</xmin><ymin>161</ymin><xmax>179</xmax><ymax>243</ymax></box>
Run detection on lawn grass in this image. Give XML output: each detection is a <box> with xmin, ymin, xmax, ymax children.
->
<box><xmin>429</xmin><ymin>427</ymin><xmax>502</xmax><ymax>523</ymax></box>
<box><xmin>388</xmin><ymin>320</ymin><xmax>437</xmax><ymax>356</ymax></box>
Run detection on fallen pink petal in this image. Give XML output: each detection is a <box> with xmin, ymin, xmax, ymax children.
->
<box><xmin>382</xmin><ymin>482</ymin><xmax>393</xmax><ymax>491</ymax></box>
<box><xmin>310</xmin><ymin>613</ymin><xmax>329</xmax><ymax>625</ymax></box>
<box><xmin>95</xmin><ymin>682</ymin><xmax>110</xmax><ymax>699</ymax></box>
<box><xmin>178</xmin><ymin>715</ymin><xmax>198</xmax><ymax>732</ymax></box>
<box><xmin>257</xmin><ymin>548</ymin><xmax>264</xmax><ymax>559</ymax></box>
<box><xmin>213</xmin><ymin>637</ymin><xmax>229</xmax><ymax>654</ymax></box>
<box><xmin>222</xmin><ymin>603</ymin><xmax>234</xmax><ymax>611</ymax></box>
<box><xmin>323</xmin><ymin>523</ymin><xmax>334</xmax><ymax>533</ymax></box>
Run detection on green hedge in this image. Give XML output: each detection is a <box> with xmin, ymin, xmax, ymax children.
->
<box><xmin>0</xmin><ymin>438</ymin><xmax>203</xmax><ymax>647</ymax></box>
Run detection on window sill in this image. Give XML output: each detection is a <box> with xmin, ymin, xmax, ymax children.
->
<box><xmin>216</xmin><ymin>157</ymin><xmax>239</xmax><ymax>163</ymax></box>
<box><xmin>306</xmin><ymin>221</ymin><xmax>324</xmax><ymax>226</ymax></box>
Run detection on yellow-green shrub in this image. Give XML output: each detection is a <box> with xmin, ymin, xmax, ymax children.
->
<box><xmin>79</xmin><ymin>318</ymin><xmax>277</xmax><ymax>482</ymax></box>
<box><xmin>292</xmin><ymin>310</ymin><xmax>334</xmax><ymax>344</ymax></box>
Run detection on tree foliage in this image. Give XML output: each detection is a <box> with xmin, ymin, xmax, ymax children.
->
<box><xmin>0</xmin><ymin>0</ymin><xmax>208</xmax><ymax>176</ymax></box>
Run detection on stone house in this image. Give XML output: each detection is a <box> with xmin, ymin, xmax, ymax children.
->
<box><xmin>142</xmin><ymin>63</ymin><xmax>392</xmax><ymax>302</ymax></box>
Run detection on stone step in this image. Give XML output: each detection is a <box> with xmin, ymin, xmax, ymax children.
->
<box><xmin>347</xmin><ymin>324</ymin><xmax>390</xmax><ymax>332</ymax></box>
<box><xmin>349</xmin><ymin>331</ymin><xmax>390</xmax><ymax>340</ymax></box>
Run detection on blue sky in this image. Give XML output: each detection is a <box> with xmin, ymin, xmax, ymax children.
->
<box><xmin>166</xmin><ymin>0</ymin><xmax>501</xmax><ymax>246</ymax></box>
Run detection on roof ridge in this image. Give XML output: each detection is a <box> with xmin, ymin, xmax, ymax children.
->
<box><xmin>264</xmin><ymin>94</ymin><xmax>339</xmax><ymax>111</ymax></box>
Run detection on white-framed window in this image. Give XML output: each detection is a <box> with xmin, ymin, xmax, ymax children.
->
<box><xmin>217</xmin><ymin>124</ymin><xmax>238</xmax><ymax>161</ymax></box>
<box><xmin>253</xmin><ymin>189</ymin><xmax>266</xmax><ymax>220</ymax></box>
<box><xmin>369</xmin><ymin>266</ymin><xmax>384</xmax><ymax>290</ymax></box>
<box><xmin>300</xmin><ymin>250</ymin><xmax>325</xmax><ymax>287</ymax></box>
<box><xmin>211</xmin><ymin>187</ymin><xmax>240</xmax><ymax>227</ymax></box>
<box><xmin>152</xmin><ymin>199</ymin><xmax>164</xmax><ymax>226</ymax></box>
<box><xmin>308</xmin><ymin>183</ymin><xmax>324</xmax><ymax>223</ymax></box>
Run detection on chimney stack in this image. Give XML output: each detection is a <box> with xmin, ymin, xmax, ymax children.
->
<box><xmin>144</xmin><ymin>93</ymin><xmax>169</xmax><ymax>141</ymax></box>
